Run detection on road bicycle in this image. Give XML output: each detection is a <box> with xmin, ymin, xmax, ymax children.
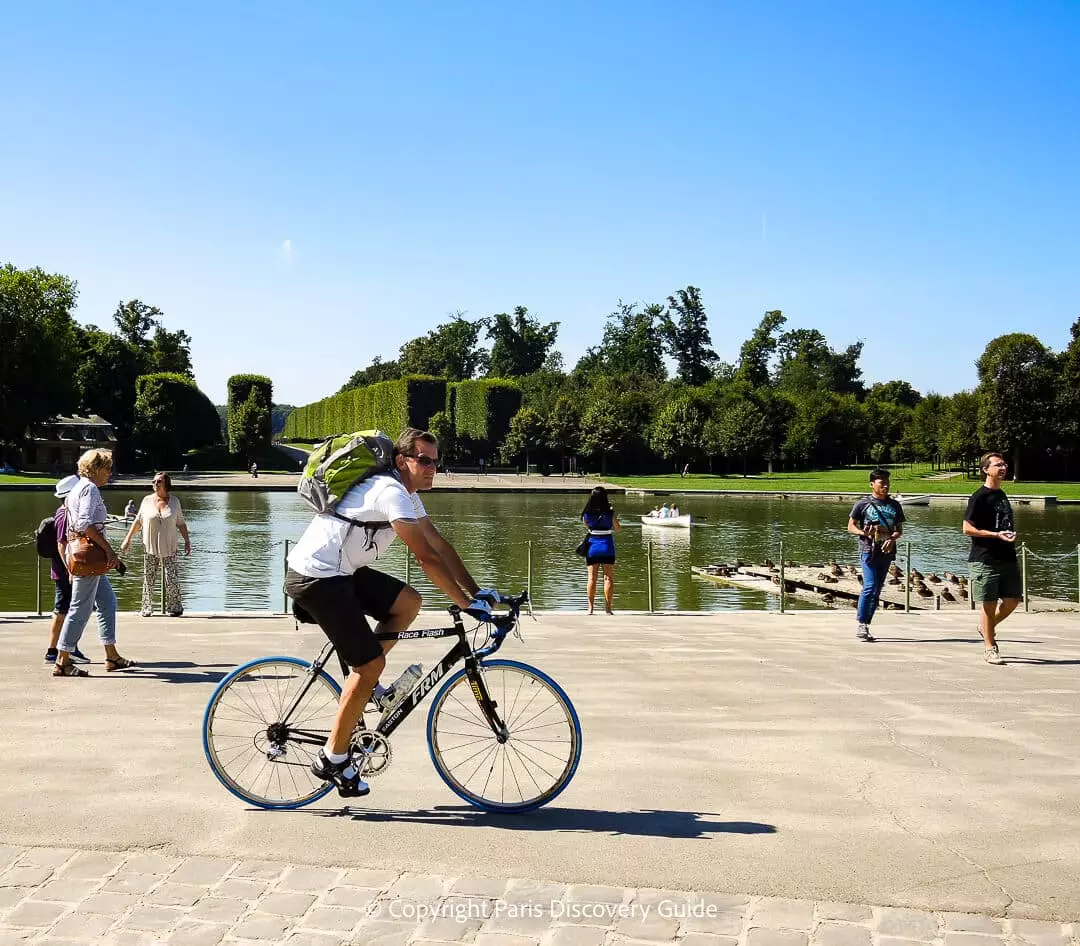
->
<box><xmin>201</xmin><ymin>591</ymin><xmax>582</xmax><ymax>813</ymax></box>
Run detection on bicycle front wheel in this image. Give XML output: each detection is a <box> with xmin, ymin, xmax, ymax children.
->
<box><xmin>427</xmin><ymin>659</ymin><xmax>582</xmax><ymax>813</ymax></box>
<box><xmin>203</xmin><ymin>656</ymin><xmax>341</xmax><ymax>809</ymax></box>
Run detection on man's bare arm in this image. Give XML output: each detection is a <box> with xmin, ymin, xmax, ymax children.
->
<box><xmin>392</xmin><ymin>519</ymin><xmax>474</xmax><ymax>608</ymax></box>
<box><xmin>418</xmin><ymin>518</ymin><xmax>480</xmax><ymax>599</ymax></box>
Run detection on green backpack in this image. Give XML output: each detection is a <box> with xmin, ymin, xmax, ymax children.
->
<box><xmin>298</xmin><ymin>430</ymin><xmax>396</xmax><ymax>536</ymax></box>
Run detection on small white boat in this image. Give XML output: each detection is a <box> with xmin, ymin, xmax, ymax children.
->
<box><xmin>641</xmin><ymin>514</ymin><xmax>693</xmax><ymax>528</ymax></box>
<box><xmin>894</xmin><ymin>494</ymin><xmax>930</xmax><ymax>507</ymax></box>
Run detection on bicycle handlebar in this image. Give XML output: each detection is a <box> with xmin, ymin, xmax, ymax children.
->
<box><xmin>448</xmin><ymin>590</ymin><xmax>528</xmax><ymax>658</ymax></box>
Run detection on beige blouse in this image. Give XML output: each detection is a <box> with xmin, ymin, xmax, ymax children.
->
<box><xmin>138</xmin><ymin>494</ymin><xmax>186</xmax><ymax>558</ymax></box>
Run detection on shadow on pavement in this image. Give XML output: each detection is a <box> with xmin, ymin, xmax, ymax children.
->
<box><xmin>1001</xmin><ymin>656</ymin><xmax>1080</xmax><ymax>666</ymax></box>
<box><xmin>91</xmin><ymin>660</ymin><xmax>233</xmax><ymax>684</ymax></box>
<box><xmin>307</xmin><ymin>805</ymin><xmax>776</xmax><ymax>839</ymax></box>
<box><xmin>872</xmin><ymin>637</ymin><xmax>1045</xmax><ymax>645</ymax></box>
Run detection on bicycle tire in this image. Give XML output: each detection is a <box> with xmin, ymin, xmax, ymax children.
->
<box><xmin>426</xmin><ymin>659</ymin><xmax>582</xmax><ymax>813</ymax></box>
<box><xmin>203</xmin><ymin>656</ymin><xmax>341</xmax><ymax>809</ymax></box>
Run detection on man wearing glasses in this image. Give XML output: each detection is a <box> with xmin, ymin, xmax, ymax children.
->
<box><xmin>963</xmin><ymin>452</ymin><xmax>1020</xmax><ymax>665</ymax></box>
<box><xmin>284</xmin><ymin>427</ymin><xmax>492</xmax><ymax>797</ymax></box>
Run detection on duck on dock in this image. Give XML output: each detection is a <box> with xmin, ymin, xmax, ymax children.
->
<box><xmin>828</xmin><ymin>563</ymin><xmax>843</xmax><ymax>577</ymax></box>
<box><xmin>958</xmin><ymin>586</ymin><xmax>969</xmax><ymax>600</ymax></box>
<box><xmin>944</xmin><ymin>571</ymin><xmax>958</xmax><ymax>583</ymax></box>
<box><xmin>940</xmin><ymin>587</ymin><xmax>956</xmax><ymax>602</ymax></box>
<box><xmin>916</xmin><ymin>585</ymin><xmax>934</xmax><ymax>598</ymax></box>
<box><xmin>926</xmin><ymin>573</ymin><xmax>941</xmax><ymax>584</ymax></box>
<box><xmin>910</xmin><ymin>568</ymin><xmax>924</xmax><ymax>581</ymax></box>
<box><xmin>888</xmin><ymin>563</ymin><xmax>902</xmax><ymax>578</ymax></box>
<box><xmin>763</xmin><ymin>559</ymin><xmax>775</xmax><ymax>569</ymax></box>
<box><xmin>887</xmin><ymin>576</ymin><xmax>901</xmax><ymax>585</ymax></box>
<box><xmin>822</xmin><ymin>592</ymin><xmax>835</xmax><ymax>603</ymax></box>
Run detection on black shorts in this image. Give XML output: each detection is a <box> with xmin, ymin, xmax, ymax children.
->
<box><xmin>586</xmin><ymin>554</ymin><xmax>616</xmax><ymax>566</ymax></box>
<box><xmin>53</xmin><ymin>573</ymin><xmax>72</xmax><ymax>614</ymax></box>
<box><xmin>283</xmin><ymin>567</ymin><xmax>405</xmax><ymax>668</ymax></box>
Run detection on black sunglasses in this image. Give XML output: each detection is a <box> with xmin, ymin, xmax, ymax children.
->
<box><xmin>407</xmin><ymin>454</ymin><xmax>437</xmax><ymax>468</ymax></box>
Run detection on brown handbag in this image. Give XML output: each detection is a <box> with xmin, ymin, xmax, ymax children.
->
<box><xmin>64</xmin><ymin>530</ymin><xmax>110</xmax><ymax>577</ymax></box>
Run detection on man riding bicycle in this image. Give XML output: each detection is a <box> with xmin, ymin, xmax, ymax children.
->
<box><xmin>284</xmin><ymin>427</ymin><xmax>494</xmax><ymax>798</ymax></box>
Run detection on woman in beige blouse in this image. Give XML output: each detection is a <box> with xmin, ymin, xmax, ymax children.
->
<box><xmin>121</xmin><ymin>472</ymin><xmax>192</xmax><ymax>616</ymax></box>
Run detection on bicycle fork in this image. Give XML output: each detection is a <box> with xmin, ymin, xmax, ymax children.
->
<box><xmin>463</xmin><ymin>658</ymin><xmax>509</xmax><ymax>743</ymax></box>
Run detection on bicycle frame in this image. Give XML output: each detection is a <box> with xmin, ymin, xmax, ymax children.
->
<box><xmin>275</xmin><ymin>606</ymin><xmax>513</xmax><ymax>750</ymax></box>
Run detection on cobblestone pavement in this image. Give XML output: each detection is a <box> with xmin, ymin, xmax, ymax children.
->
<box><xmin>0</xmin><ymin>846</ymin><xmax>1075</xmax><ymax>946</ymax></box>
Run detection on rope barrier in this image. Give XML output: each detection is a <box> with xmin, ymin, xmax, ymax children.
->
<box><xmin>1023</xmin><ymin>548</ymin><xmax>1080</xmax><ymax>561</ymax></box>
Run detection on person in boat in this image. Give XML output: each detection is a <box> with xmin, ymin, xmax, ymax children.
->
<box><xmin>671</xmin><ymin>505</ymin><xmax>680</xmax><ymax>518</ymax></box>
<box><xmin>581</xmin><ymin>486</ymin><xmax>620</xmax><ymax>614</ymax></box>
<box><xmin>658</xmin><ymin>504</ymin><xmax>670</xmax><ymax>518</ymax></box>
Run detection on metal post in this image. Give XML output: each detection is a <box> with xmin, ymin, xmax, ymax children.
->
<box><xmin>36</xmin><ymin>553</ymin><xmax>42</xmax><ymax>616</ymax></box>
<box><xmin>646</xmin><ymin>541</ymin><xmax>654</xmax><ymax>613</ymax></box>
<box><xmin>779</xmin><ymin>540</ymin><xmax>785</xmax><ymax>614</ymax></box>
<box><xmin>1022</xmin><ymin>542</ymin><xmax>1029</xmax><ymax>612</ymax></box>
<box><xmin>283</xmin><ymin>539</ymin><xmax>290</xmax><ymax>613</ymax></box>
<box><xmin>905</xmin><ymin>542</ymin><xmax>911</xmax><ymax>613</ymax></box>
<box><xmin>527</xmin><ymin>540</ymin><xmax>533</xmax><ymax>605</ymax></box>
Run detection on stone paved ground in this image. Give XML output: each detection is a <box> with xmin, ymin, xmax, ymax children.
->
<box><xmin>1</xmin><ymin>845</ymin><xmax>1075</xmax><ymax>946</ymax></box>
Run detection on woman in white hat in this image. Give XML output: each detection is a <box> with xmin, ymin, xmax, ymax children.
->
<box><xmin>43</xmin><ymin>475</ymin><xmax>90</xmax><ymax>665</ymax></box>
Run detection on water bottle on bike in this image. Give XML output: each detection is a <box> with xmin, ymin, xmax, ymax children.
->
<box><xmin>373</xmin><ymin>663</ymin><xmax>423</xmax><ymax>713</ymax></box>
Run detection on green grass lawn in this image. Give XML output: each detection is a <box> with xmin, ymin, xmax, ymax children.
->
<box><xmin>605</xmin><ymin>468</ymin><xmax>1080</xmax><ymax>499</ymax></box>
<box><xmin>0</xmin><ymin>473</ymin><xmax>57</xmax><ymax>486</ymax></box>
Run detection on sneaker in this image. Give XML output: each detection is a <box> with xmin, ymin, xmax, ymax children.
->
<box><xmin>984</xmin><ymin>646</ymin><xmax>1004</xmax><ymax>665</ymax></box>
<box><xmin>69</xmin><ymin>648</ymin><xmax>91</xmax><ymax>663</ymax></box>
<box><xmin>44</xmin><ymin>648</ymin><xmax>58</xmax><ymax>663</ymax></box>
<box><xmin>311</xmin><ymin>750</ymin><xmax>370</xmax><ymax>798</ymax></box>
<box><xmin>856</xmin><ymin>623</ymin><xmax>874</xmax><ymax>642</ymax></box>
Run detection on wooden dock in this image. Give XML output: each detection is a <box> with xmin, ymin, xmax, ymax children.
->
<box><xmin>692</xmin><ymin>563</ymin><xmax>1076</xmax><ymax>612</ymax></box>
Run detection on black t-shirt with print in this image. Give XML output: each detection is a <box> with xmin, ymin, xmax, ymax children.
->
<box><xmin>849</xmin><ymin>495</ymin><xmax>905</xmax><ymax>559</ymax></box>
<box><xmin>964</xmin><ymin>486</ymin><xmax>1016</xmax><ymax>564</ymax></box>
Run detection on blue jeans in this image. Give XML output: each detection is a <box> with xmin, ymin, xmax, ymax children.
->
<box><xmin>58</xmin><ymin>574</ymin><xmax>117</xmax><ymax>651</ymax></box>
<box><xmin>857</xmin><ymin>552</ymin><xmax>892</xmax><ymax>625</ymax></box>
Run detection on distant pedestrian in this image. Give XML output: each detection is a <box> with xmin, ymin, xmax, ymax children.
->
<box><xmin>123</xmin><ymin>499</ymin><xmax>137</xmax><ymax>519</ymax></box>
<box><xmin>581</xmin><ymin>486</ymin><xmax>621</xmax><ymax>614</ymax></box>
<box><xmin>963</xmin><ymin>452</ymin><xmax>1020</xmax><ymax>665</ymax></box>
<box><xmin>120</xmin><ymin>472</ymin><xmax>191</xmax><ymax>617</ymax></box>
<box><xmin>42</xmin><ymin>475</ymin><xmax>90</xmax><ymax>665</ymax></box>
<box><xmin>182</xmin><ymin>463</ymin><xmax>189</xmax><ymax>477</ymax></box>
<box><xmin>250</xmin><ymin>461</ymin><xmax>259</xmax><ymax>478</ymax></box>
<box><xmin>682</xmin><ymin>463</ymin><xmax>690</xmax><ymax>478</ymax></box>
<box><xmin>478</xmin><ymin>457</ymin><xmax>485</xmax><ymax>475</ymax></box>
<box><xmin>847</xmin><ymin>468</ymin><xmax>904</xmax><ymax>642</ymax></box>
<box><xmin>54</xmin><ymin>449</ymin><xmax>134</xmax><ymax>677</ymax></box>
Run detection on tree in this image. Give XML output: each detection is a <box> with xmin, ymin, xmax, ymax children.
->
<box><xmin>1054</xmin><ymin>317</ymin><xmax>1080</xmax><ymax>470</ymax></box>
<box><xmin>228</xmin><ymin>375</ymin><xmax>273</xmax><ymax>456</ymax></box>
<box><xmin>0</xmin><ymin>265</ymin><xmax>82</xmax><ymax>456</ymax></box>
<box><xmin>901</xmin><ymin>394</ymin><xmax>944</xmax><ymax>463</ymax></box>
<box><xmin>867</xmin><ymin>380</ymin><xmax>922</xmax><ymax>409</ymax></box>
<box><xmin>502</xmin><ymin>407</ymin><xmax>547</xmax><ymax>469</ymax></box>
<box><xmin>776</xmin><ymin>329</ymin><xmax>865</xmax><ymax>397</ymax></box>
<box><xmin>113</xmin><ymin>299</ymin><xmax>162</xmax><ymax>348</ymax></box>
<box><xmin>486</xmin><ymin>307</ymin><xmax>559</xmax><ymax>378</ymax></box>
<box><xmin>649</xmin><ymin>398</ymin><xmax>706</xmax><ymax>470</ymax></box>
<box><xmin>597</xmin><ymin>301</ymin><xmax>667</xmax><ymax>380</ymax></box>
<box><xmin>398</xmin><ymin>315</ymin><xmax>488</xmax><ymax>380</ymax></box>
<box><xmin>579</xmin><ymin>399</ymin><xmax>634</xmax><ymax>474</ymax></box>
<box><xmin>339</xmin><ymin>356</ymin><xmax>402</xmax><ymax>393</ymax></box>
<box><xmin>938</xmin><ymin>391</ymin><xmax>980</xmax><ymax>469</ymax></box>
<box><xmin>737</xmin><ymin>310</ymin><xmax>786</xmax><ymax>388</ymax></box>
<box><xmin>717</xmin><ymin>400</ymin><xmax>770</xmax><ymax>475</ymax></box>
<box><xmin>546</xmin><ymin>396</ymin><xmax>580</xmax><ymax>473</ymax></box>
<box><xmin>663</xmin><ymin>286</ymin><xmax>716</xmax><ymax>386</ymax></box>
<box><xmin>427</xmin><ymin>410</ymin><xmax>456</xmax><ymax>462</ymax></box>
<box><xmin>975</xmin><ymin>333</ymin><xmax>1057</xmax><ymax>481</ymax></box>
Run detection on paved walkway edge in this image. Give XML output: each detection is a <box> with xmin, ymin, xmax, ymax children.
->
<box><xmin>0</xmin><ymin>845</ymin><xmax>1076</xmax><ymax>946</ymax></box>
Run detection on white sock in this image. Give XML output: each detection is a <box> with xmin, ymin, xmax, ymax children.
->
<box><xmin>324</xmin><ymin>748</ymin><xmax>349</xmax><ymax>765</ymax></box>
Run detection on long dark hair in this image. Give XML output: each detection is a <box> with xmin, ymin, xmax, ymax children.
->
<box><xmin>581</xmin><ymin>486</ymin><xmax>613</xmax><ymax>519</ymax></box>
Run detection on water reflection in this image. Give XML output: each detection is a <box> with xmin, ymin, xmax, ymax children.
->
<box><xmin>1</xmin><ymin>489</ymin><xmax>1077</xmax><ymax>613</ymax></box>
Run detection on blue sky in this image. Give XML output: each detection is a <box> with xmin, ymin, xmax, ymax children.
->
<box><xmin>2</xmin><ymin>1</ymin><xmax>1077</xmax><ymax>406</ymax></box>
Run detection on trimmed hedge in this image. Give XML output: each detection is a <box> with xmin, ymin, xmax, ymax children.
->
<box><xmin>134</xmin><ymin>372</ymin><xmax>221</xmax><ymax>465</ymax></box>
<box><xmin>283</xmin><ymin>376</ymin><xmax>447</xmax><ymax>442</ymax></box>
<box><xmin>227</xmin><ymin>374</ymin><xmax>273</xmax><ymax>453</ymax></box>
<box><xmin>450</xmin><ymin>379</ymin><xmax>522</xmax><ymax>458</ymax></box>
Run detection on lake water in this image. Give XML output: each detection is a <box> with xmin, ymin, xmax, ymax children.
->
<box><xmin>1</xmin><ymin>489</ymin><xmax>1078</xmax><ymax>613</ymax></box>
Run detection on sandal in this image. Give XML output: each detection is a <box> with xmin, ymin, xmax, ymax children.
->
<box><xmin>105</xmin><ymin>656</ymin><xmax>137</xmax><ymax>672</ymax></box>
<box><xmin>53</xmin><ymin>662</ymin><xmax>90</xmax><ymax>678</ymax></box>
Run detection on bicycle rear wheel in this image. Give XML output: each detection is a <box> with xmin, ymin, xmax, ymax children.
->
<box><xmin>203</xmin><ymin>656</ymin><xmax>341</xmax><ymax>809</ymax></box>
<box><xmin>427</xmin><ymin>659</ymin><xmax>582</xmax><ymax>813</ymax></box>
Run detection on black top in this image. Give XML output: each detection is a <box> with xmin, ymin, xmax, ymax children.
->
<box><xmin>849</xmin><ymin>496</ymin><xmax>905</xmax><ymax>559</ymax></box>
<box><xmin>964</xmin><ymin>486</ymin><xmax>1016</xmax><ymax>564</ymax></box>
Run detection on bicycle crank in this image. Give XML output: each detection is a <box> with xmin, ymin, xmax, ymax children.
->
<box><xmin>352</xmin><ymin>730</ymin><xmax>392</xmax><ymax>778</ymax></box>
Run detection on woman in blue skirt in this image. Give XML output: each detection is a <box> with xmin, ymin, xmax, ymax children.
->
<box><xmin>581</xmin><ymin>486</ymin><xmax>621</xmax><ymax>614</ymax></box>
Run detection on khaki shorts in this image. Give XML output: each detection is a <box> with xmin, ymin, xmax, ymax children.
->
<box><xmin>969</xmin><ymin>560</ymin><xmax>1023</xmax><ymax>602</ymax></box>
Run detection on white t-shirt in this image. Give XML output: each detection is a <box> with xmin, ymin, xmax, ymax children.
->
<box><xmin>287</xmin><ymin>473</ymin><xmax>427</xmax><ymax>578</ymax></box>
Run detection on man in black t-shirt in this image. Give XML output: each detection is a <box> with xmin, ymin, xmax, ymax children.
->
<box><xmin>847</xmin><ymin>468</ymin><xmax>905</xmax><ymax>642</ymax></box>
<box><xmin>963</xmin><ymin>452</ymin><xmax>1020</xmax><ymax>665</ymax></box>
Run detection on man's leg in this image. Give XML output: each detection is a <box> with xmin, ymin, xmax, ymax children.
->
<box><xmin>856</xmin><ymin>554</ymin><xmax>876</xmax><ymax>636</ymax></box>
<box><xmin>979</xmin><ymin>601</ymin><xmax>998</xmax><ymax>648</ymax></box>
<box><xmin>993</xmin><ymin>598</ymin><xmax>1020</xmax><ymax>632</ymax></box>
<box><xmin>864</xmin><ymin>558</ymin><xmax>890</xmax><ymax>626</ymax></box>
<box><xmin>326</xmin><ymin>652</ymin><xmax>385</xmax><ymax>756</ymax></box>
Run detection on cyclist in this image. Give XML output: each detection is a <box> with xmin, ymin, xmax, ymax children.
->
<box><xmin>284</xmin><ymin>427</ymin><xmax>495</xmax><ymax>798</ymax></box>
